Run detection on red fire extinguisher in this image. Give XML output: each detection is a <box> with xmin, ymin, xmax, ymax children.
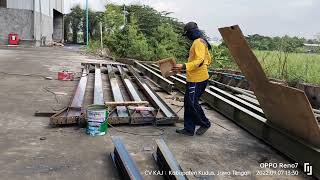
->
<box><xmin>8</xmin><ymin>33</ymin><xmax>20</xmax><ymax>45</ymax></box>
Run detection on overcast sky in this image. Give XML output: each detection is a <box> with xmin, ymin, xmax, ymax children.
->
<box><xmin>65</xmin><ymin>0</ymin><xmax>320</xmax><ymax>39</ymax></box>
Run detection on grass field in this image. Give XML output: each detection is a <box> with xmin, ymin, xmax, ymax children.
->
<box><xmin>254</xmin><ymin>51</ymin><xmax>320</xmax><ymax>85</ymax></box>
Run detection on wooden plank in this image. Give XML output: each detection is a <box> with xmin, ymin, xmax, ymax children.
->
<box><xmin>105</xmin><ymin>101</ymin><xmax>149</xmax><ymax>107</ymax></box>
<box><xmin>219</xmin><ymin>25</ymin><xmax>320</xmax><ymax>147</ymax></box>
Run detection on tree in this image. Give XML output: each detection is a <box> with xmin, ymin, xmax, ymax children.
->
<box><xmin>101</xmin><ymin>3</ymin><xmax>191</xmax><ymax>61</ymax></box>
<box><xmin>64</xmin><ymin>14</ymin><xmax>71</xmax><ymax>42</ymax></box>
<box><xmin>69</xmin><ymin>5</ymin><xmax>83</xmax><ymax>43</ymax></box>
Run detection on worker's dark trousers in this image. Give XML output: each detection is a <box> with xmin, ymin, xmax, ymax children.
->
<box><xmin>184</xmin><ymin>80</ymin><xmax>211</xmax><ymax>133</ymax></box>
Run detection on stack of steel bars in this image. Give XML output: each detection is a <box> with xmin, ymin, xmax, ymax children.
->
<box><xmin>133</xmin><ymin>61</ymin><xmax>320</xmax><ymax>178</ymax></box>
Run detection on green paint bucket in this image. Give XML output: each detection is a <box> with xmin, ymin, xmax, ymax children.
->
<box><xmin>86</xmin><ymin>104</ymin><xmax>108</xmax><ymax>136</ymax></box>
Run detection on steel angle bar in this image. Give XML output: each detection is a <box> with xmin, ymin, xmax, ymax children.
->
<box><xmin>50</xmin><ymin>65</ymin><xmax>89</xmax><ymax>125</ymax></box>
<box><xmin>94</xmin><ymin>65</ymin><xmax>104</xmax><ymax>105</ymax></box>
<box><xmin>172</xmin><ymin>76</ymin><xmax>320</xmax><ymax>179</ymax></box>
<box><xmin>110</xmin><ymin>137</ymin><xmax>144</xmax><ymax>180</ymax></box>
<box><xmin>134</xmin><ymin>61</ymin><xmax>174</xmax><ymax>94</ymax></box>
<box><xmin>107</xmin><ymin>65</ymin><xmax>128</xmax><ymax>118</ymax></box>
<box><xmin>153</xmin><ymin>139</ymin><xmax>187</xmax><ymax>180</ymax></box>
<box><xmin>127</xmin><ymin>65</ymin><xmax>177</xmax><ymax>121</ymax></box>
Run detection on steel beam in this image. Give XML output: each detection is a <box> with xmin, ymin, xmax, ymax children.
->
<box><xmin>110</xmin><ymin>137</ymin><xmax>144</xmax><ymax>180</ymax></box>
<box><xmin>208</xmin><ymin>86</ymin><xmax>265</xmax><ymax>117</ymax></box>
<box><xmin>141</xmin><ymin>64</ymin><xmax>320</xmax><ymax>177</ymax></box>
<box><xmin>127</xmin><ymin>65</ymin><xmax>177</xmax><ymax>124</ymax></box>
<box><xmin>117</xmin><ymin>65</ymin><xmax>154</xmax><ymax>124</ymax></box>
<box><xmin>170</xmin><ymin>75</ymin><xmax>320</xmax><ymax>179</ymax></box>
<box><xmin>134</xmin><ymin>61</ymin><xmax>174</xmax><ymax>94</ymax></box>
<box><xmin>70</xmin><ymin>65</ymin><xmax>89</xmax><ymax>108</ymax></box>
<box><xmin>117</xmin><ymin>65</ymin><xmax>142</xmax><ymax>102</ymax></box>
<box><xmin>153</xmin><ymin>139</ymin><xmax>187</xmax><ymax>180</ymax></box>
<box><xmin>50</xmin><ymin>65</ymin><xmax>89</xmax><ymax>125</ymax></box>
<box><xmin>94</xmin><ymin>65</ymin><xmax>104</xmax><ymax>105</ymax></box>
<box><xmin>107</xmin><ymin>65</ymin><xmax>129</xmax><ymax>118</ymax></box>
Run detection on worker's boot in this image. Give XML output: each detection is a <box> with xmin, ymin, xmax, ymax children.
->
<box><xmin>196</xmin><ymin>126</ymin><xmax>210</xmax><ymax>135</ymax></box>
<box><xmin>176</xmin><ymin>129</ymin><xmax>194</xmax><ymax>136</ymax></box>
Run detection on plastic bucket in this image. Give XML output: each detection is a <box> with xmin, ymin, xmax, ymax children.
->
<box><xmin>86</xmin><ymin>104</ymin><xmax>108</xmax><ymax>136</ymax></box>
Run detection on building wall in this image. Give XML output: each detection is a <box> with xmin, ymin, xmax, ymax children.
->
<box><xmin>0</xmin><ymin>0</ymin><xmax>64</xmax><ymax>45</ymax></box>
<box><xmin>34</xmin><ymin>11</ymin><xmax>54</xmax><ymax>44</ymax></box>
<box><xmin>0</xmin><ymin>7</ymin><xmax>33</xmax><ymax>44</ymax></box>
<box><xmin>7</xmin><ymin>0</ymin><xmax>33</xmax><ymax>11</ymax></box>
<box><xmin>7</xmin><ymin>0</ymin><xmax>64</xmax><ymax>15</ymax></box>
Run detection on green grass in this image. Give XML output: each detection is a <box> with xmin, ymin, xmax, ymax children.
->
<box><xmin>254</xmin><ymin>50</ymin><xmax>320</xmax><ymax>85</ymax></box>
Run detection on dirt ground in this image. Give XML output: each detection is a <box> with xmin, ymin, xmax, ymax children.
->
<box><xmin>0</xmin><ymin>46</ymin><xmax>313</xmax><ymax>180</ymax></box>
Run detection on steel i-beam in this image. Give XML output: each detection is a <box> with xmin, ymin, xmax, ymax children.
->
<box><xmin>110</xmin><ymin>137</ymin><xmax>144</xmax><ymax>180</ymax></box>
<box><xmin>153</xmin><ymin>139</ymin><xmax>187</xmax><ymax>180</ymax></box>
<box><xmin>107</xmin><ymin>64</ymin><xmax>129</xmax><ymax>118</ymax></box>
<box><xmin>127</xmin><ymin>65</ymin><xmax>177</xmax><ymax>123</ymax></box>
<box><xmin>50</xmin><ymin>65</ymin><xmax>89</xmax><ymax>125</ymax></box>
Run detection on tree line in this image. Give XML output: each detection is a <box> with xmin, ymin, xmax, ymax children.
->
<box><xmin>64</xmin><ymin>3</ymin><xmax>319</xmax><ymax>65</ymax></box>
<box><xmin>245</xmin><ymin>34</ymin><xmax>319</xmax><ymax>53</ymax></box>
<box><xmin>64</xmin><ymin>4</ymin><xmax>191</xmax><ymax>61</ymax></box>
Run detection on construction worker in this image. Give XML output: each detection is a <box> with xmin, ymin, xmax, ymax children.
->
<box><xmin>172</xmin><ymin>22</ymin><xmax>212</xmax><ymax>136</ymax></box>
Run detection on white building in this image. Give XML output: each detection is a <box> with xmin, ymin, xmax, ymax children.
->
<box><xmin>0</xmin><ymin>0</ymin><xmax>64</xmax><ymax>46</ymax></box>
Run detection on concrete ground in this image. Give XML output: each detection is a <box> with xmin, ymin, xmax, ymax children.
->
<box><xmin>0</xmin><ymin>47</ymin><xmax>313</xmax><ymax>180</ymax></box>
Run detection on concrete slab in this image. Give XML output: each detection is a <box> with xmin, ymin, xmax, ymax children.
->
<box><xmin>0</xmin><ymin>47</ymin><xmax>313</xmax><ymax>180</ymax></box>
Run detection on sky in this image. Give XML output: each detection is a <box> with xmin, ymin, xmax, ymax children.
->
<box><xmin>65</xmin><ymin>0</ymin><xmax>320</xmax><ymax>40</ymax></box>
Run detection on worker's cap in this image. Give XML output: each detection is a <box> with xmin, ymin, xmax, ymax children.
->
<box><xmin>183</xmin><ymin>22</ymin><xmax>198</xmax><ymax>36</ymax></box>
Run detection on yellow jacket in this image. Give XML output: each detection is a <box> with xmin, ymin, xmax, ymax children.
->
<box><xmin>185</xmin><ymin>38</ymin><xmax>212</xmax><ymax>82</ymax></box>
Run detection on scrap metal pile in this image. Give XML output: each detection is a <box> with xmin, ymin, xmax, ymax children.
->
<box><xmin>50</xmin><ymin>62</ymin><xmax>178</xmax><ymax>126</ymax></box>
